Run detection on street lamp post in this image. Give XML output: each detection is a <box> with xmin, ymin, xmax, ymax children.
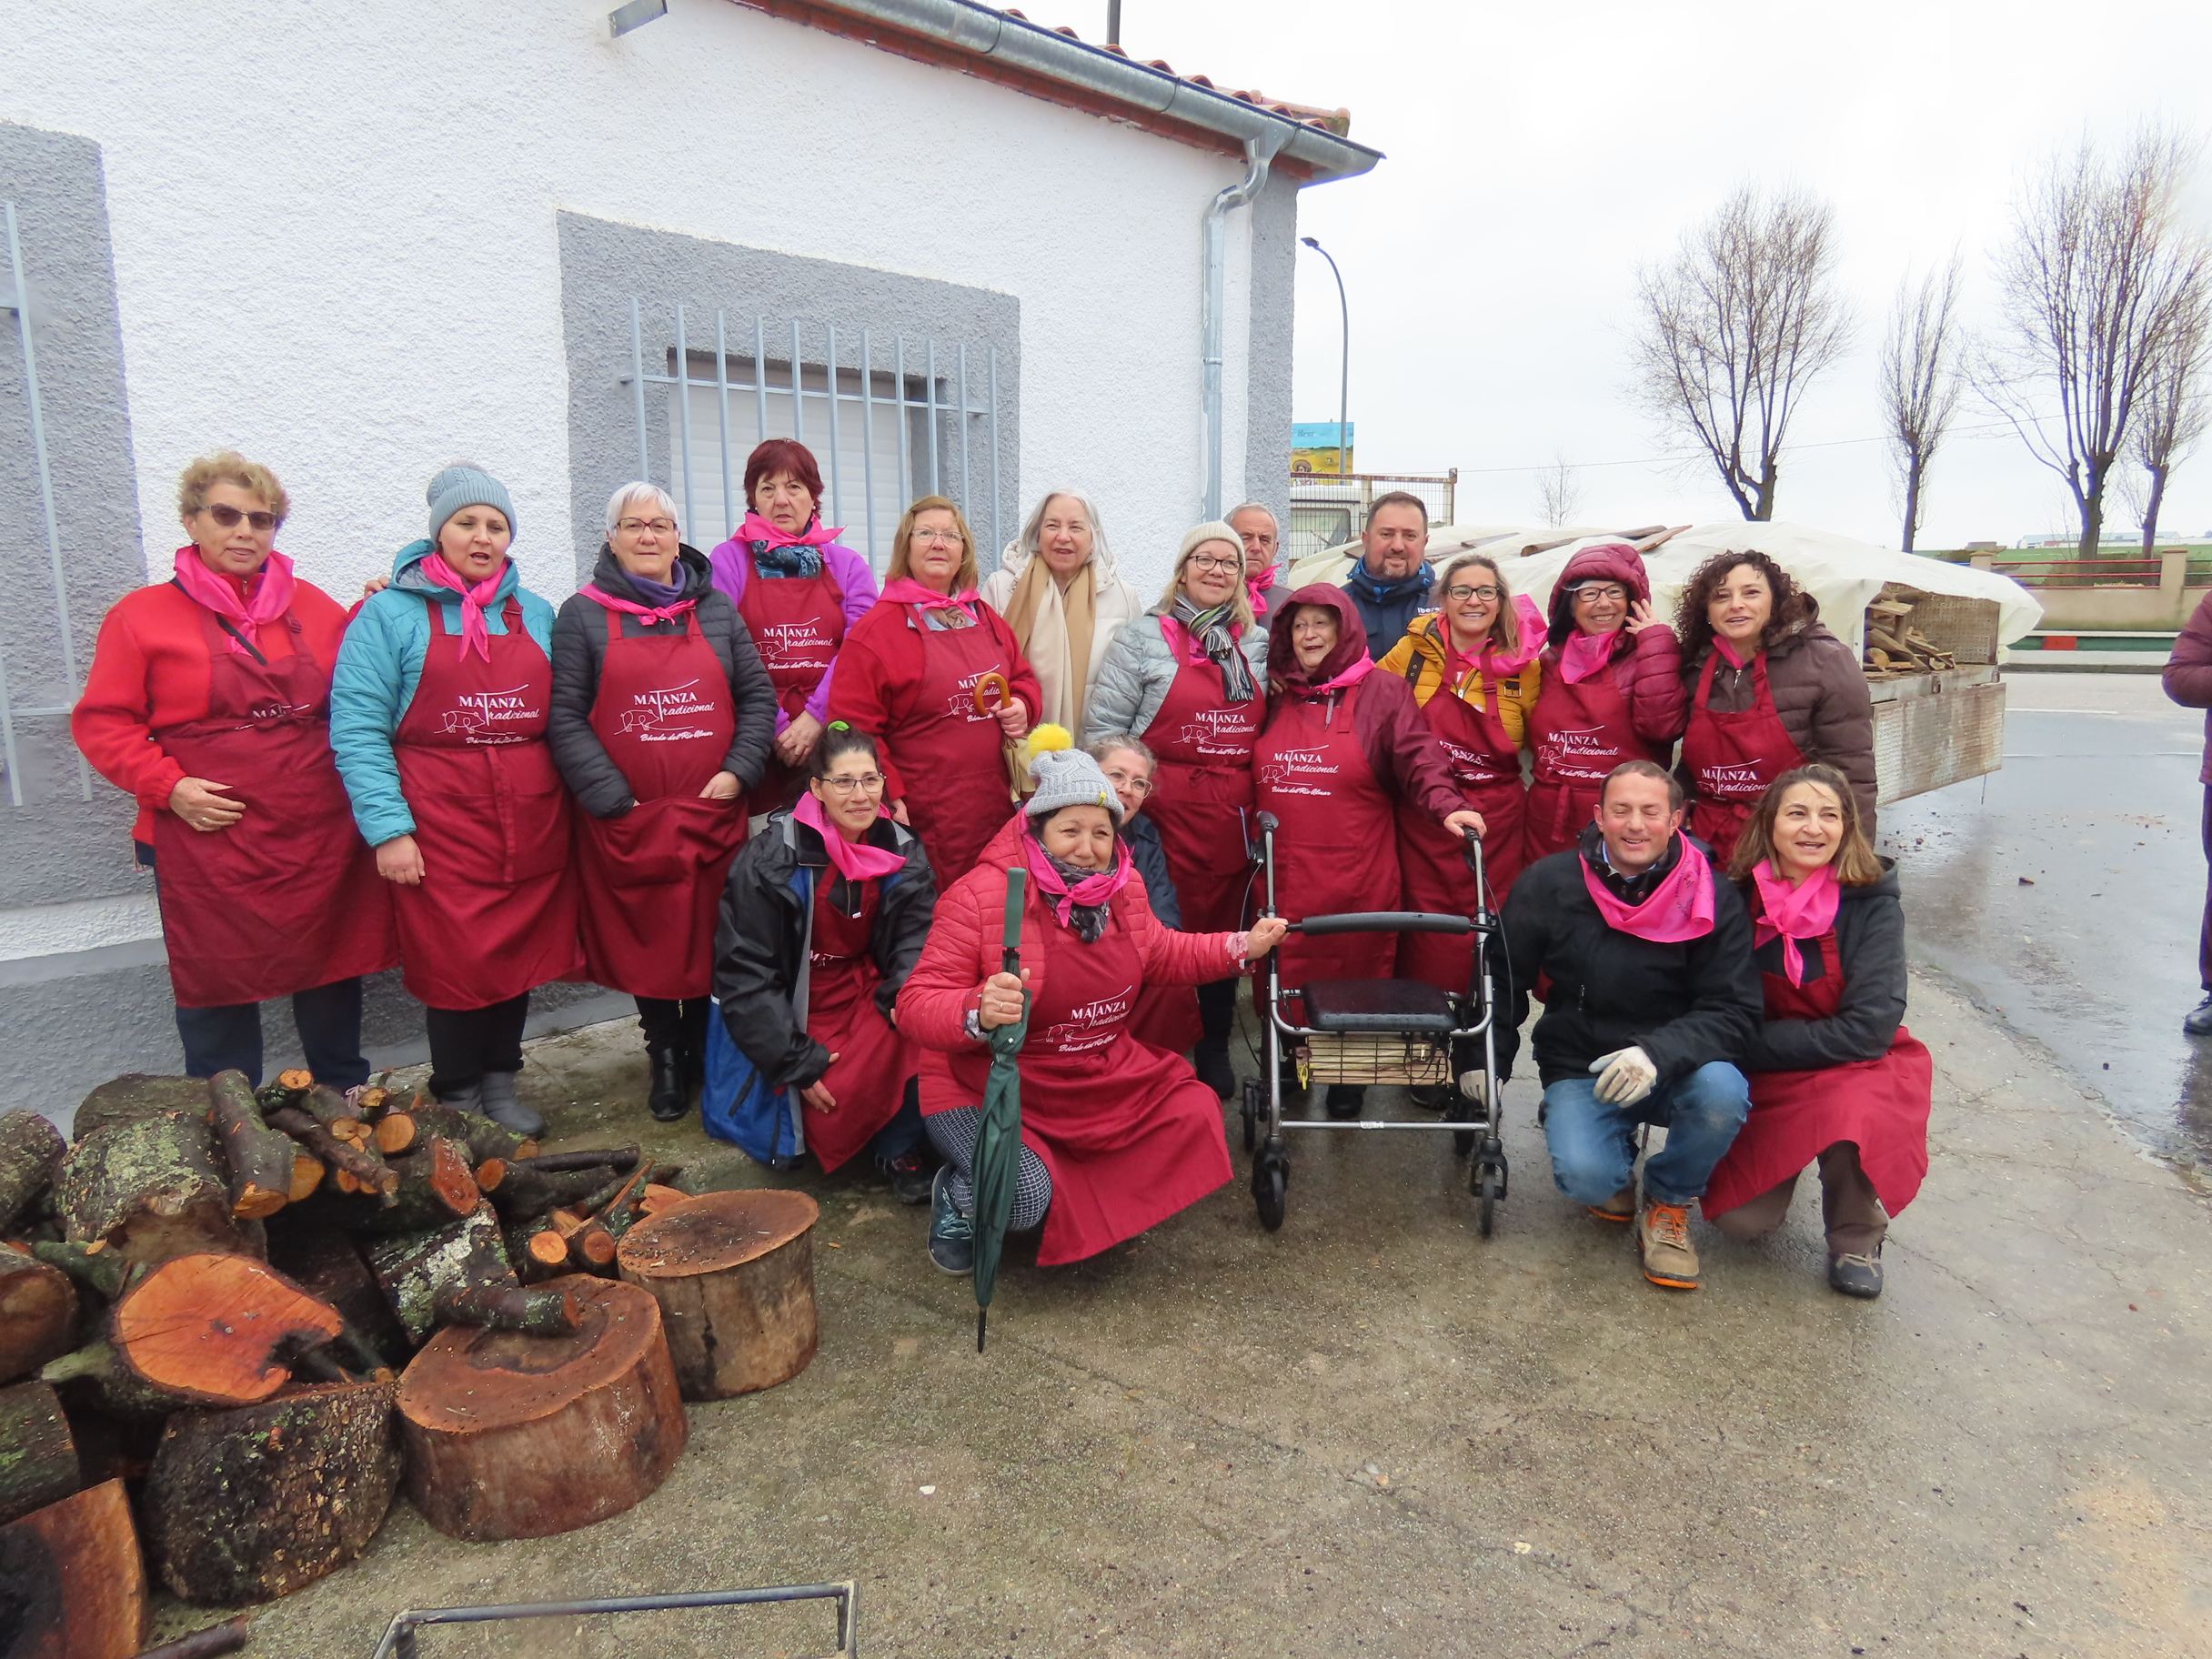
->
<box><xmin>1301</xmin><ymin>235</ymin><xmax>1349</xmax><ymax>478</ymax></box>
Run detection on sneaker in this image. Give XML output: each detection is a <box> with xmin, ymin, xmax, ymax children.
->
<box><xmin>1827</xmin><ymin>1250</ymin><xmax>1885</xmax><ymax>1299</ymax></box>
<box><xmin>1636</xmin><ymin>1201</ymin><xmax>1700</xmax><ymax>1291</ymax></box>
<box><xmin>1192</xmin><ymin>1037</ymin><xmax>1235</xmax><ymax>1100</ymax></box>
<box><xmin>927</xmin><ymin>1167</ymin><xmax>974</xmax><ymax>1276</ymax></box>
<box><xmin>876</xmin><ymin>1146</ymin><xmax>938</xmax><ymax>1206</ymax></box>
<box><xmin>2187</xmin><ymin>997</ymin><xmax>2212</xmax><ymax>1036</ymax></box>
<box><xmin>1587</xmin><ymin>1185</ymin><xmax>1635</xmax><ymax>1225</ymax></box>
<box><xmin>1323</xmin><ymin>1084</ymin><xmax>1365</xmax><ymax>1121</ymax></box>
<box><xmin>476</xmin><ymin>1072</ymin><xmax>546</xmax><ymax>1138</ymax></box>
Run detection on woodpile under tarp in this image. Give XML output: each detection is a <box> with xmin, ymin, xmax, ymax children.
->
<box><xmin>0</xmin><ymin>1069</ymin><xmax>786</xmax><ymax>1642</ymax></box>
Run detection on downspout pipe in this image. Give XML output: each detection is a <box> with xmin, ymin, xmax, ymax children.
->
<box><xmin>1201</xmin><ymin>130</ymin><xmax>1286</xmax><ymax>523</ymax></box>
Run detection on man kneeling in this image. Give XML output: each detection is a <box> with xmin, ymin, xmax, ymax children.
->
<box><xmin>1498</xmin><ymin>760</ymin><xmax>1760</xmax><ymax>1289</ymax></box>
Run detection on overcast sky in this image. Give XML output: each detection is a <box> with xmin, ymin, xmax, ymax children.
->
<box><xmin>1071</xmin><ymin>0</ymin><xmax>2212</xmax><ymax>550</ymax></box>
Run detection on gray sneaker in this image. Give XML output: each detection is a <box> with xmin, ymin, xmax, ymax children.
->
<box><xmin>1827</xmin><ymin>1251</ymin><xmax>1885</xmax><ymax>1299</ymax></box>
<box><xmin>928</xmin><ymin>1167</ymin><xmax>974</xmax><ymax>1277</ymax></box>
<box><xmin>476</xmin><ymin>1071</ymin><xmax>546</xmax><ymax>1138</ymax></box>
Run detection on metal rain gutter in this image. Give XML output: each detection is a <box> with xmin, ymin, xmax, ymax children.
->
<box><xmin>1202</xmin><ymin>131</ymin><xmax>1286</xmax><ymax>521</ymax></box>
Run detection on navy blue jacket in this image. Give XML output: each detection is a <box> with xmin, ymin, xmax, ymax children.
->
<box><xmin>1341</xmin><ymin>559</ymin><xmax>1437</xmax><ymax>660</ymax></box>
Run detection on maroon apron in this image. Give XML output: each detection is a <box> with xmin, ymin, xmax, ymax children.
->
<box><xmin>150</xmin><ymin>605</ymin><xmax>397</xmax><ymax>1007</ymax></box>
<box><xmin>798</xmin><ymin>873</ymin><xmax>917</xmax><ymax>1172</ymax></box>
<box><xmin>1523</xmin><ymin>652</ymin><xmax>1643</xmax><ymax>864</ymax></box>
<box><xmin>888</xmin><ymin>607</ymin><xmax>1021</xmax><ymax>888</ymax></box>
<box><xmin>1141</xmin><ymin>621</ymin><xmax>1262</xmax><ymax>935</ymax></box>
<box><xmin>736</xmin><ymin>555</ymin><xmax>844</xmax><ymax>814</ymax></box>
<box><xmin>1396</xmin><ymin>663</ymin><xmax>1525</xmax><ymax>996</ymax></box>
<box><xmin>390</xmin><ymin>598</ymin><xmax>580</xmax><ymax>1010</ymax></box>
<box><xmin>1681</xmin><ymin>650</ymin><xmax>1805</xmax><ymax>867</ymax></box>
<box><xmin>928</xmin><ymin>903</ymin><xmax>1231</xmax><ymax>1265</ymax></box>
<box><xmin>1703</xmin><ymin>926</ymin><xmax>1933</xmax><ymax>1221</ymax></box>
<box><xmin>1254</xmin><ymin>682</ymin><xmax>1398</xmax><ymax>992</ymax></box>
<box><xmin>574</xmin><ymin>607</ymin><xmax>748</xmax><ymax>1000</ymax></box>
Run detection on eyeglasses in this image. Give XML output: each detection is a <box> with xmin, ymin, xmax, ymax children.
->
<box><xmin>617</xmin><ymin>518</ymin><xmax>677</xmax><ymax>535</ymax></box>
<box><xmin>1185</xmin><ymin>555</ymin><xmax>1240</xmax><ymax>574</ymax></box>
<box><xmin>912</xmin><ymin>528</ymin><xmax>963</xmax><ymax>548</ymax></box>
<box><xmin>1572</xmin><ymin>584</ymin><xmax>1628</xmax><ymax>605</ymax></box>
<box><xmin>200</xmin><ymin>504</ymin><xmax>277</xmax><ymax>532</ymax></box>
<box><xmin>1101</xmin><ymin>769</ymin><xmax>1153</xmax><ymax>798</ymax></box>
<box><xmin>1445</xmin><ymin>584</ymin><xmax>1501</xmax><ymax>603</ymax></box>
<box><xmin>819</xmin><ymin>773</ymin><xmax>885</xmax><ymax>794</ymax></box>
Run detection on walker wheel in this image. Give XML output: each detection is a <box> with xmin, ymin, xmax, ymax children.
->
<box><xmin>1240</xmin><ymin>1079</ymin><xmax>1262</xmax><ymax>1154</ymax></box>
<box><xmin>1252</xmin><ymin>1149</ymin><xmax>1288</xmax><ymax>1232</ymax></box>
<box><xmin>1474</xmin><ymin>1161</ymin><xmax>1503</xmax><ymax>1238</ymax></box>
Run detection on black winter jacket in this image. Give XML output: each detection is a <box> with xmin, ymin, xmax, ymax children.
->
<box><xmin>548</xmin><ymin>543</ymin><xmax>777</xmax><ymax>819</ymax></box>
<box><xmin>712</xmin><ymin>809</ymin><xmax>938</xmax><ymax>1091</ymax></box>
<box><xmin>1497</xmin><ymin>827</ymin><xmax>1762</xmax><ymax>1086</ymax></box>
<box><xmin>1743</xmin><ymin>862</ymin><xmax>1906</xmax><ymax>1071</ymax></box>
<box><xmin>1124</xmin><ymin>810</ymin><xmax>1182</xmax><ymax>930</ymax></box>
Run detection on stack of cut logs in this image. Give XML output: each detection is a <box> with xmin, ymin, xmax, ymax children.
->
<box><xmin>1863</xmin><ymin>583</ymin><xmax>1961</xmax><ymax>678</ymax></box>
<box><xmin>0</xmin><ymin>1070</ymin><xmax>820</xmax><ymax>1658</ymax></box>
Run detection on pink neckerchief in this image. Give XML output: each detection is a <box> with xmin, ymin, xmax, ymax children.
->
<box><xmin>880</xmin><ymin>576</ymin><xmax>979</xmax><ymax>620</ymax></box>
<box><xmin>740</xmin><ymin>509</ymin><xmax>843</xmax><ymax>551</ymax></box>
<box><xmin>1580</xmin><ymin>837</ymin><xmax>1716</xmax><ymax>943</ymax></box>
<box><xmin>1714</xmin><ymin>635</ymin><xmax>1752</xmax><ymax>669</ymax></box>
<box><xmin>1247</xmin><ymin>564</ymin><xmax>1281</xmax><ymax>617</ymax></box>
<box><xmin>1303</xmin><ymin>653</ymin><xmax>1374</xmax><ymax>697</ymax></box>
<box><xmin>578</xmin><ymin>582</ymin><xmax>694</xmax><ymax>626</ymax></box>
<box><xmin>793</xmin><ymin>793</ymin><xmax>907</xmax><ymax>880</ymax></box>
<box><xmin>419</xmin><ymin>554</ymin><xmax>506</xmax><ymax>661</ymax></box>
<box><xmin>172</xmin><ymin>547</ymin><xmax>296</xmax><ymax>650</ymax></box>
<box><xmin>1559</xmin><ymin>627</ymin><xmax>1621</xmax><ymax>685</ymax></box>
<box><xmin>1438</xmin><ymin>593</ymin><xmax>1546</xmax><ymax>689</ymax></box>
<box><xmin>1021</xmin><ymin>831</ymin><xmax>1132</xmax><ymax>930</ymax></box>
<box><xmin>1751</xmin><ymin>859</ymin><xmax>1840</xmax><ymax>986</ymax></box>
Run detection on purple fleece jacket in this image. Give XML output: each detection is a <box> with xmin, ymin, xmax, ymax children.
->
<box><xmin>706</xmin><ymin>535</ymin><xmax>881</xmax><ymax>730</ymax></box>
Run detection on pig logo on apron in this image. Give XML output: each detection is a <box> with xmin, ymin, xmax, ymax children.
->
<box><xmin>616</xmin><ymin>679</ymin><xmax>719</xmax><ymax>742</ymax></box>
<box><xmin>941</xmin><ymin>668</ymin><xmax>996</xmax><ymax>723</ymax></box>
<box><xmin>1039</xmin><ymin>983</ymin><xmax>1136</xmax><ymax>1054</ymax></box>
<box><xmin>754</xmin><ymin>619</ymin><xmax>833</xmax><ymax>673</ymax></box>
<box><xmin>1258</xmin><ymin>746</ymin><xmax>1340</xmax><ymax>798</ymax></box>
<box><xmin>1168</xmin><ymin>704</ymin><xmax>1259</xmax><ymax>759</ymax></box>
<box><xmin>1535</xmin><ymin>724</ymin><xmax>1616</xmax><ymax>783</ymax></box>
<box><xmin>438</xmin><ymin>686</ymin><xmax>539</xmax><ymax>745</ymax></box>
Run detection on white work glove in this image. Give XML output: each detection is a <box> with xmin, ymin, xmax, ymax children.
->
<box><xmin>1588</xmin><ymin>1047</ymin><xmax>1657</xmax><ymax>1106</ymax></box>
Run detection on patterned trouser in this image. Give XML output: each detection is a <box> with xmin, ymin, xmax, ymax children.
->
<box><xmin>925</xmin><ymin>1105</ymin><xmax>1052</xmax><ymax>1231</ymax></box>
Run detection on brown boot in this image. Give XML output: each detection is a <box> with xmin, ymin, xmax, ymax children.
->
<box><xmin>1587</xmin><ymin>1185</ymin><xmax>1635</xmax><ymax>1224</ymax></box>
<box><xmin>1637</xmin><ymin>1201</ymin><xmax>1700</xmax><ymax>1291</ymax></box>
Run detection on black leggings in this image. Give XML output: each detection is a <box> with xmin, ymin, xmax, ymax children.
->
<box><xmin>425</xmin><ymin>993</ymin><xmax>530</xmax><ymax>1098</ymax></box>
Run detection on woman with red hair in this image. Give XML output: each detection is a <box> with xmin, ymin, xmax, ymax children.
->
<box><xmin>709</xmin><ymin>439</ymin><xmax>880</xmax><ymax>814</ymax></box>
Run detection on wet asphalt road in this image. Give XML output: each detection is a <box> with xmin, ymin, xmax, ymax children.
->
<box><xmin>1876</xmin><ymin>670</ymin><xmax>2212</xmax><ymax>1177</ymax></box>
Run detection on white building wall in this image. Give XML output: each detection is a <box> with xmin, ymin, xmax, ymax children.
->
<box><xmin>1</xmin><ymin>0</ymin><xmax>1262</xmax><ymax>601</ymax></box>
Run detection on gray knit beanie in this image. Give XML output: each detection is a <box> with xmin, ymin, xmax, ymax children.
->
<box><xmin>1024</xmin><ymin>746</ymin><xmax>1124</xmax><ymax>825</ymax></box>
<box><xmin>426</xmin><ymin>464</ymin><xmax>518</xmax><ymax>542</ymax></box>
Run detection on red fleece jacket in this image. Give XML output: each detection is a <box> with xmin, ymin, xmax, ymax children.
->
<box><xmin>825</xmin><ymin>599</ymin><xmax>1041</xmax><ymax>802</ymax></box>
<box><xmin>73</xmin><ymin>576</ymin><xmax>354</xmax><ymax>844</ymax></box>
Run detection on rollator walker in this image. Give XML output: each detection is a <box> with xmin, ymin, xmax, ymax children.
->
<box><xmin>1241</xmin><ymin>812</ymin><xmax>1513</xmax><ymax>1235</ymax></box>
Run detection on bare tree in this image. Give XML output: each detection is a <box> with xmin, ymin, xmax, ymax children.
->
<box><xmin>2129</xmin><ymin>294</ymin><xmax>2212</xmax><ymax>551</ymax></box>
<box><xmin>1630</xmin><ymin>185</ymin><xmax>1854</xmax><ymax>521</ymax></box>
<box><xmin>1536</xmin><ymin>449</ymin><xmax>1584</xmax><ymax>526</ymax></box>
<box><xmin>1877</xmin><ymin>256</ymin><xmax>1966</xmax><ymax>552</ymax></box>
<box><xmin>1978</xmin><ymin>127</ymin><xmax>2211</xmax><ymax>557</ymax></box>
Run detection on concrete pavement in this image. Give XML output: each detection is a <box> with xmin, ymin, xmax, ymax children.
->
<box><xmin>163</xmin><ymin>962</ymin><xmax>2212</xmax><ymax>1659</ymax></box>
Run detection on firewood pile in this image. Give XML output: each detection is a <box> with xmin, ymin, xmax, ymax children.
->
<box><xmin>0</xmin><ymin>1069</ymin><xmax>817</xmax><ymax>1655</ymax></box>
<box><xmin>1862</xmin><ymin>583</ymin><xmax>1962</xmax><ymax>678</ymax></box>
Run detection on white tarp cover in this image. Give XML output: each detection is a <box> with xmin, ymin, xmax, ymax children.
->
<box><xmin>1284</xmin><ymin>521</ymin><xmax>2044</xmax><ymax>656</ymax></box>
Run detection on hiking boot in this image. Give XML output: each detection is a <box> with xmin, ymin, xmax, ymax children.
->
<box><xmin>2187</xmin><ymin>997</ymin><xmax>2212</xmax><ymax>1036</ymax></box>
<box><xmin>1637</xmin><ymin>1201</ymin><xmax>1700</xmax><ymax>1291</ymax></box>
<box><xmin>928</xmin><ymin>1167</ymin><xmax>974</xmax><ymax>1276</ymax></box>
<box><xmin>1827</xmin><ymin>1250</ymin><xmax>1885</xmax><ymax>1299</ymax></box>
<box><xmin>1587</xmin><ymin>1185</ymin><xmax>1635</xmax><ymax>1224</ymax></box>
<box><xmin>646</xmin><ymin>1045</ymin><xmax>688</xmax><ymax>1121</ymax></box>
<box><xmin>476</xmin><ymin>1071</ymin><xmax>545</xmax><ymax>1138</ymax></box>
<box><xmin>876</xmin><ymin>1145</ymin><xmax>938</xmax><ymax>1206</ymax></box>
<box><xmin>1192</xmin><ymin>1035</ymin><xmax>1235</xmax><ymax>1100</ymax></box>
<box><xmin>1324</xmin><ymin>1084</ymin><xmax>1365</xmax><ymax>1120</ymax></box>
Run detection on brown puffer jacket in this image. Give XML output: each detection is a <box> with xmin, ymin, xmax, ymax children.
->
<box><xmin>1680</xmin><ymin>619</ymin><xmax>1878</xmax><ymax>830</ymax></box>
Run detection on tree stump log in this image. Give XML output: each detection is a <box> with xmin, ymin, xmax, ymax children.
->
<box><xmin>363</xmin><ymin>1203</ymin><xmax>514</xmax><ymax>1345</ymax></box>
<box><xmin>204</xmin><ymin>1073</ymin><xmax>304</xmax><ymax>1222</ymax></box>
<box><xmin>72</xmin><ymin>1077</ymin><xmax>210</xmax><ymax>1141</ymax></box>
<box><xmin>55</xmin><ymin>1112</ymin><xmax>241</xmax><ymax>1269</ymax></box>
<box><xmin>111</xmin><ymin>1254</ymin><xmax>340</xmax><ymax>1408</ymax></box>
<box><xmin>144</xmin><ymin>1378</ymin><xmax>399</xmax><ymax>1604</ymax></box>
<box><xmin>264</xmin><ymin>1225</ymin><xmax>412</xmax><ymax>1370</ymax></box>
<box><xmin>0</xmin><ymin>1381</ymin><xmax>78</xmax><ymax>1527</ymax></box>
<box><xmin>303</xmin><ymin>1136</ymin><xmax>478</xmax><ymax>1236</ymax></box>
<box><xmin>397</xmin><ymin>1275</ymin><xmax>685</xmax><ymax>1541</ymax></box>
<box><xmin>0</xmin><ymin>1115</ymin><xmax>66</xmax><ymax>1237</ymax></box>
<box><xmin>476</xmin><ymin>1159</ymin><xmax>617</xmax><ymax>1222</ymax></box>
<box><xmin>0</xmin><ymin>1250</ymin><xmax>75</xmax><ymax>1386</ymax></box>
<box><xmin>406</xmin><ymin>1104</ymin><xmax>537</xmax><ymax>1166</ymax></box>
<box><xmin>616</xmin><ymin>1191</ymin><xmax>819</xmax><ymax>1399</ymax></box>
<box><xmin>0</xmin><ymin>1478</ymin><xmax>145</xmax><ymax>1658</ymax></box>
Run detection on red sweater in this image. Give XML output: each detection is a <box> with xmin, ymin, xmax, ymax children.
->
<box><xmin>73</xmin><ymin>575</ymin><xmax>354</xmax><ymax>844</ymax></box>
<box><xmin>824</xmin><ymin>599</ymin><xmax>1042</xmax><ymax>801</ymax></box>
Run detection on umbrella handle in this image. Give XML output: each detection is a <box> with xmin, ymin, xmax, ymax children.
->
<box><xmin>1001</xmin><ymin>867</ymin><xmax>1026</xmax><ymax>976</ymax></box>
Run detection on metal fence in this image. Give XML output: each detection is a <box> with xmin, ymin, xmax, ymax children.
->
<box><xmin>0</xmin><ymin>199</ymin><xmax>90</xmax><ymax>809</ymax></box>
<box><xmin>1282</xmin><ymin>469</ymin><xmax>1459</xmax><ymax>564</ymax></box>
<box><xmin>622</xmin><ymin>299</ymin><xmax>1007</xmax><ymax>568</ymax></box>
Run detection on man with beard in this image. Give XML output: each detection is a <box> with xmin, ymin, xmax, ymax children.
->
<box><xmin>1339</xmin><ymin>491</ymin><xmax>1436</xmax><ymax>659</ymax></box>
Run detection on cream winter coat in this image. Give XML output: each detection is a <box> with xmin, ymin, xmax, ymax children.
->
<box><xmin>980</xmin><ymin>538</ymin><xmax>1144</xmax><ymax>734</ymax></box>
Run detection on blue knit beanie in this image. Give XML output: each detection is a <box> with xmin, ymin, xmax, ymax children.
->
<box><xmin>426</xmin><ymin>465</ymin><xmax>517</xmax><ymax>542</ymax></box>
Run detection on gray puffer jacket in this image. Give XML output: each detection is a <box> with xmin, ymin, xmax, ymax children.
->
<box><xmin>1082</xmin><ymin>611</ymin><xmax>1269</xmax><ymax>744</ymax></box>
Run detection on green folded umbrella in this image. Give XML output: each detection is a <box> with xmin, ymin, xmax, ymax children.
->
<box><xmin>971</xmin><ymin>867</ymin><xmax>1029</xmax><ymax>1353</ymax></box>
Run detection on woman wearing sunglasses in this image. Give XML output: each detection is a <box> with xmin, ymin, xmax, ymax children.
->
<box><xmin>1082</xmin><ymin>522</ymin><xmax>1271</xmax><ymax>1098</ymax></box>
<box><xmin>74</xmin><ymin>451</ymin><xmax>397</xmax><ymax>1086</ymax></box>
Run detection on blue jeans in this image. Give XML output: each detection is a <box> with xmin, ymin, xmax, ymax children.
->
<box><xmin>1541</xmin><ymin>1061</ymin><xmax>1750</xmax><ymax>1207</ymax></box>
